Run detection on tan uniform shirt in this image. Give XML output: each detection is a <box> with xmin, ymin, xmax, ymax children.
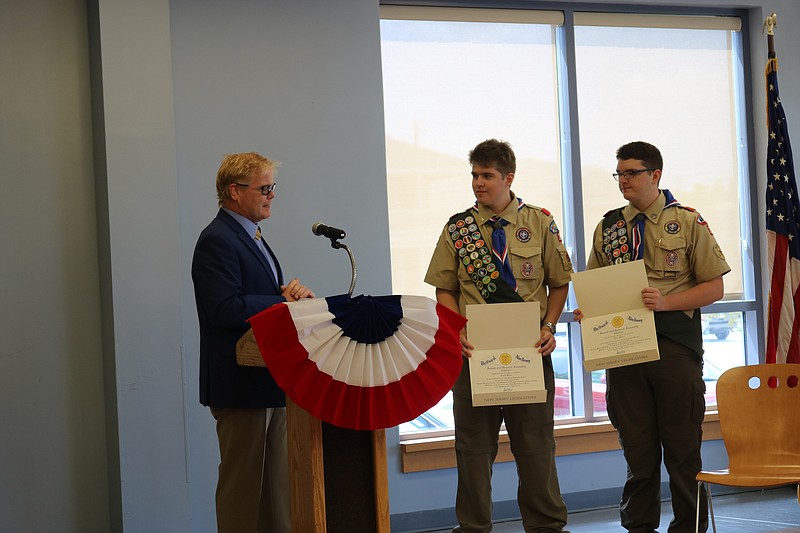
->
<box><xmin>587</xmin><ymin>190</ymin><xmax>731</xmax><ymax>314</ymax></box>
<box><xmin>425</xmin><ymin>194</ymin><xmax>573</xmax><ymax>320</ymax></box>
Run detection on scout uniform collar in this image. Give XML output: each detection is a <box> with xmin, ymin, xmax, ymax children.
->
<box><xmin>471</xmin><ymin>192</ymin><xmax>524</xmax><ymax>225</ymax></box>
<box><xmin>621</xmin><ymin>189</ymin><xmax>680</xmax><ymax>225</ymax></box>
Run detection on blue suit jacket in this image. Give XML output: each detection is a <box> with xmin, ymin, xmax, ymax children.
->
<box><xmin>192</xmin><ymin>209</ymin><xmax>287</xmax><ymax>408</ymax></box>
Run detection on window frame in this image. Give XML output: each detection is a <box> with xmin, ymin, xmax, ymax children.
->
<box><xmin>379</xmin><ymin>1</ymin><xmax>762</xmax><ymax>447</ymax></box>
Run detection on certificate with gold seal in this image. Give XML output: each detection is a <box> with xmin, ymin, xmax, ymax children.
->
<box><xmin>465</xmin><ymin>302</ymin><xmax>546</xmax><ymax>406</ymax></box>
<box><xmin>571</xmin><ymin>260</ymin><xmax>660</xmax><ymax>371</ymax></box>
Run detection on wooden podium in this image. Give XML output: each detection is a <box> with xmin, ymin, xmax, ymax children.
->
<box><xmin>237</xmin><ymin>330</ymin><xmax>390</xmax><ymax>532</ymax></box>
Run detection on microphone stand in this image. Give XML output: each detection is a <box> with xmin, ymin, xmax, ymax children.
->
<box><xmin>325</xmin><ymin>237</ymin><xmax>357</xmax><ymax>296</ymax></box>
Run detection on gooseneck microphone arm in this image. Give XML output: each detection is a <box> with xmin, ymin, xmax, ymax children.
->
<box><xmin>311</xmin><ymin>222</ymin><xmax>357</xmax><ymax>295</ymax></box>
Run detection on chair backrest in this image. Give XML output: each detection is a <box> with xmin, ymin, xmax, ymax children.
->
<box><xmin>715</xmin><ymin>363</ymin><xmax>800</xmax><ymax>472</ymax></box>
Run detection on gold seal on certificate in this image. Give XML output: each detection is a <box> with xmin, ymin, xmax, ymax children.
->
<box><xmin>465</xmin><ymin>302</ymin><xmax>546</xmax><ymax>406</ymax></box>
<box><xmin>571</xmin><ymin>260</ymin><xmax>660</xmax><ymax>371</ymax></box>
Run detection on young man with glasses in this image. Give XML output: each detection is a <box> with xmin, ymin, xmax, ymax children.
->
<box><xmin>192</xmin><ymin>152</ymin><xmax>314</xmax><ymax>532</ymax></box>
<box><xmin>576</xmin><ymin>141</ymin><xmax>730</xmax><ymax>533</ymax></box>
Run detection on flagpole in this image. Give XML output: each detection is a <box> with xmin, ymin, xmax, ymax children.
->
<box><xmin>764</xmin><ymin>13</ymin><xmax>776</xmax><ymax>57</ymax></box>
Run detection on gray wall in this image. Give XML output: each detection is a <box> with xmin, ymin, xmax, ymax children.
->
<box><xmin>1</xmin><ymin>0</ymin><xmax>798</xmax><ymax>531</ymax></box>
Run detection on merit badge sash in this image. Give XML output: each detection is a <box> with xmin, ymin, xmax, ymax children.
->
<box><xmin>601</xmin><ymin>189</ymin><xmax>681</xmax><ymax>266</ymax></box>
<box><xmin>448</xmin><ymin>209</ymin><xmax>523</xmax><ymax>304</ymax></box>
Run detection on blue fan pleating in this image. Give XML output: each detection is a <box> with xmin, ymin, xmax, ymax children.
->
<box><xmin>327</xmin><ymin>294</ymin><xmax>403</xmax><ymax>344</ymax></box>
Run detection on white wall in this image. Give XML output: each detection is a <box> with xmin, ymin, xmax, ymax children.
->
<box><xmin>1</xmin><ymin>0</ymin><xmax>799</xmax><ymax>531</ymax></box>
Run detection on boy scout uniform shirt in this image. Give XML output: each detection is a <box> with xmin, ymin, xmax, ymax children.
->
<box><xmin>425</xmin><ymin>193</ymin><xmax>574</xmax><ymax>321</ymax></box>
<box><xmin>586</xmin><ymin>190</ymin><xmax>730</xmax><ymax>295</ymax></box>
<box><xmin>586</xmin><ymin>190</ymin><xmax>731</xmax><ymax>353</ymax></box>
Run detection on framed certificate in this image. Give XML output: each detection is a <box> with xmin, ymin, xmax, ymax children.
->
<box><xmin>571</xmin><ymin>260</ymin><xmax>660</xmax><ymax>371</ymax></box>
<box><xmin>465</xmin><ymin>302</ymin><xmax>545</xmax><ymax>406</ymax></box>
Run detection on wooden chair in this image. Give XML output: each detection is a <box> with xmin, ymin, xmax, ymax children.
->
<box><xmin>695</xmin><ymin>363</ymin><xmax>800</xmax><ymax>532</ymax></box>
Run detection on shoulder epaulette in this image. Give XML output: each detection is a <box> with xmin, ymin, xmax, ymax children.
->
<box><xmin>519</xmin><ymin>203</ymin><xmax>549</xmax><ymax>215</ymax></box>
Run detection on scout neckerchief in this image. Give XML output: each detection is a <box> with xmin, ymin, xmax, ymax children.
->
<box><xmin>601</xmin><ymin>189</ymin><xmax>680</xmax><ymax>265</ymax></box>
<box><xmin>446</xmin><ymin>198</ymin><xmax>525</xmax><ymax>304</ymax></box>
<box><xmin>488</xmin><ymin>215</ymin><xmax>516</xmax><ymax>291</ymax></box>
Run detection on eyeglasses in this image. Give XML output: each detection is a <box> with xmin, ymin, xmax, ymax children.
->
<box><xmin>234</xmin><ymin>182</ymin><xmax>277</xmax><ymax>195</ymax></box>
<box><xmin>612</xmin><ymin>168</ymin><xmax>656</xmax><ymax>181</ymax></box>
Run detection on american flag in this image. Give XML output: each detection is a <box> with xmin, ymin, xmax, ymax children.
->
<box><xmin>765</xmin><ymin>54</ymin><xmax>800</xmax><ymax>364</ymax></box>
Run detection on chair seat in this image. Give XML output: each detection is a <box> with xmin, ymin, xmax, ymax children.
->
<box><xmin>697</xmin><ymin>468</ymin><xmax>800</xmax><ymax>487</ymax></box>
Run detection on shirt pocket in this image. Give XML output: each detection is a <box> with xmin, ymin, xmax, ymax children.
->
<box><xmin>653</xmin><ymin>236</ymin><xmax>687</xmax><ymax>275</ymax></box>
<box><xmin>510</xmin><ymin>246</ymin><xmax>543</xmax><ymax>283</ymax></box>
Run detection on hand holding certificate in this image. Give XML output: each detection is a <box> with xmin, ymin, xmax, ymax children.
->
<box><xmin>465</xmin><ymin>302</ymin><xmax>546</xmax><ymax>406</ymax></box>
<box><xmin>571</xmin><ymin>260</ymin><xmax>660</xmax><ymax>371</ymax></box>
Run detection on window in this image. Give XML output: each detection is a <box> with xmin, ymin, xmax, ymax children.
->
<box><xmin>380</xmin><ymin>5</ymin><xmax>757</xmax><ymax>437</ymax></box>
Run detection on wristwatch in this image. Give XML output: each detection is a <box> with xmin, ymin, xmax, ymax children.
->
<box><xmin>542</xmin><ymin>321</ymin><xmax>557</xmax><ymax>335</ymax></box>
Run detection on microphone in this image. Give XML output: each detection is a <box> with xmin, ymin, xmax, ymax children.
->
<box><xmin>312</xmin><ymin>222</ymin><xmax>346</xmax><ymax>240</ymax></box>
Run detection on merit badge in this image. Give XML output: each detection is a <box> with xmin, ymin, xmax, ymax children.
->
<box><xmin>465</xmin><ymin>216</ymin><xmax>475</xmax><ymax>224</ymax></box>
<box><xmin>665</xmin><ymin>250</ymin><xmax>679</xmax><ymax>268</ymax></box>
<box><xmin>456</xmin><ymin>219</ymin><xmax>465</xmax><ymax>228</ymax></box>
<box><xmin>516</xmin><ymin>227</ymin><xmax>532</xmax><ymax>243</ymax></box>
<box><xmin>520</xmin><ymin>261</ymin><xmax>534</xmax><ymax>278</ymax></box>
<box><xmin>454</xmin><ymin>239</ymin><xmax>464</xmax><ymax>249</ymax></box>
<box><xmin>448</xmin><ymin>224</ymin><xmax>457</xmax><ymax>233</ymax></box>
<box><xmin>665</xmin><ymin>220</ymin><xmax>681</xmax><ymax>234</ymax></box>
<box><xmin>616</xmin><ymin>220</ymin><xmax>625</xmax><ymax>228</ymax></box>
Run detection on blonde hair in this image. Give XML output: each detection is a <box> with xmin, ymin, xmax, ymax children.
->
<box><xmin>215</xmin><ymin>152</ymin><xmax>280</xmax><ymax>206</ymax></box>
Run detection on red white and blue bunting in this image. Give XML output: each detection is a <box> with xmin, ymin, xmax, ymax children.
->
<box><xmin>248</xmin><ymin>294</ymin><xmax>466</xmax><ymax>430</ymax></box>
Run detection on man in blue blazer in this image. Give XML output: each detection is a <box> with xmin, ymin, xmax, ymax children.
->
<box><xmin>192</xmin><ymin>152</ymin><xmax>314</xmax><ymax>533</ymax></box>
